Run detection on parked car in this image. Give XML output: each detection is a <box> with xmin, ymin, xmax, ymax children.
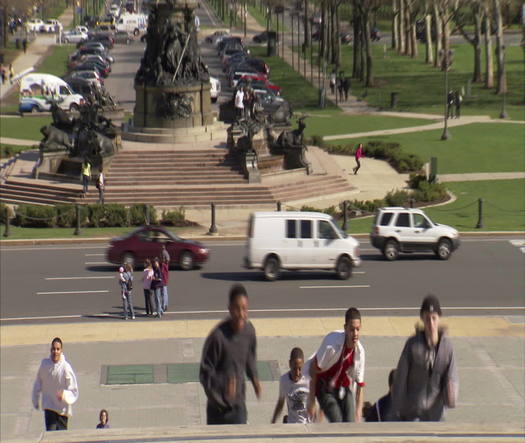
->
<box><xmin>65</xmin><ymin>70</ymin><xmax>104</xmax><ymax>87</ymax></box>
<box><xmin>63</xmin><ymin>29</ymin><xmax>88</xmax><ymax>44</ymax></box>
<box><xmin>71</xmin><ymin>61</ymin><xmax>111</xmax><ymax>77</ymax></box>
<box><xmin>217</xmin><ymin>36</ymin><xmax>243</xmax><ymax>55</ymax></box>
<box><xmin>65</xmin><ymin>77</ymin><xmax>101</xmax><ymax>102</ymax></box>
<box><xmin>237</xmin><ymin>74</ymin><xmax>281</xmax><ymax>95</ymax></box>
<box><xmin>244</xmin><ymin>211</ymin><xmax>360</xmax><ymax>280</ymax></box>
<box><xmin>40</xmin><ymin>19</ymin><xmax>62</xmax><ymax>33</ymax></box>
<box><xmin>369</xmin><ymin>207</ymin><xmax>460</xmax><ymax>261</ymax></box>
<box><xmin>205</xmin><ymin>30</ymin><xmax>229</xmax><ymax>45</ymax></box>
<box><xmin>229</xmin><ymin>68</ymin><xmax>260</xmax><ymax>88</ymax></box>
<box><xmin>25</xmin><ymin>18</ymin><xmax>44</xmax><ymax>33</ymax></box>
<box><xmin>106</xmin><ymin>226</ymin><xmax>210</xmax><ymax>270</ymax></box>
<box><xmin>209</xmin><ymin>76</ymin><xmax>221</xmax><ymax>103</ymax></box>
<box><xmin>252</xmin><ymin>31</ymin><xmax>279</xmax><ymax>43</ymax></box>
<box><xmin>77</xmin><ymin>41</ymin><xmax>107</xmax><ymax>52</ymax></box>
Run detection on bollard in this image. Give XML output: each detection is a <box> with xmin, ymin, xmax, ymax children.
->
<box><xmin>277</xmin><ymin>201</ymin><xmax>282</xmax><ymax>211</ymax></box>
<box><xmin>74</xmin><ymin>204</ymin><xmax>81</xmax><ymax>236</ymax></box>
<box><xmin>3</xmin><ymin>206</ymin><xmax>10</xmax><ymax>237</ymax></box>
<box><xmin>145</xmin><ymin>205</ymin><xmax>150</xmax><ymax>226</ymax></box>
<box><xmin>390</xmin><ymin>92</ymin><xmax>398</xmax><ymax>109</ymax></box>
<box><xmin>208</xmin><ymin>202</ymin><xmax>218</xmax><ymax>235</ymax></box>
<box><xmin>409</xmin><ymin>198</ymin><xmax>415</xmax><ymax>208</ymax></box>
<box><xmin>342</xmin><ymin>201</ymin><xmax>348</xmax><ymax>231</ymax></box>
<box><xmin>475</xmin><ymin>198</ymin><xmax>484</xmax><ymax>229</ymax></box>
<box><xmin>429</xmin><ymin>156</ymin><xmax>438</xmax><ymax>184</ymax></box>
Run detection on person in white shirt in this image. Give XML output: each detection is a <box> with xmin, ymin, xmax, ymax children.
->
<box><xmin>96</xmin><ymin>167</ymin><xmax>105</xmax><ymax>204</ymax></box>
<box><xmin>32</xmin><ymin>337</ymin><xmax>79</xmax><ymax>431</ymax></box>
<box><xmin>234</xmin><ymin>88</ymin><xmax>244</xmax><ymax>121</ymax></box>
<box><xmin>271</xmin><ymin>347</ymin><xmax>310</xmax><ymax>424</ymax></box>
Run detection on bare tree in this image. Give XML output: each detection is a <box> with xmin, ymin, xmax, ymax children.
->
<box><xmin>433</xmin><ymin>0</ymin><xmax>443</xmax><ymax>67</ymax></box>
<box><xmin>456</xmin><ymin>0</ymin><xmax>484</xmax><ymax>82</ymax></box>
<box><xmin>482</xmin><ymin>0</ymin><xmax>494</xmax><ymax>87</ymax></box>
<box><xmin>435</xmin><ymin>0</ymin><xmax>459</xmax><ymax>71</ymax></box>
<box><xmin>392</xmin><ymin>0</ymin><xmax>399</xmax><ymax>49</ymax></box>
<box><xmin>423</xmin><ymin>0</ymin><xmax>434</xmax><ymax>64</ymax></box>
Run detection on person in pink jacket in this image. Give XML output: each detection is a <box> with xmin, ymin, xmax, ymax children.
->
<box><xmin>353</xmin><ymin>143</ymin><xmax>364</xmax><ymax>175</ymax></box>
<box><xmin>32</xmin><ymin>337</ymin><xmax>79</xmax><ymax>431</ymax></box>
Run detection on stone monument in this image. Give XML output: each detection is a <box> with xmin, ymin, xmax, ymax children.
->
<box><xmin>133</xmin><ymin>0</ymin><xmax>213</xmax><ymax>130</ymax></box>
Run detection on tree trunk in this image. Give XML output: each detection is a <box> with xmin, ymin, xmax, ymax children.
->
<box><xmin>334</xmin><ymin>3</ymin><xmax>341</xmax><ymax>66</ymax></box>
<box><xmin>392</xmin><ymin>0</ymin><xmax>399</xmax><ymax>49</ymax></box>
<box><xmin>404</xmin><ymin>2</ymin><xmax>411</xmax><ymax>55</ymax></box>
<box><xmin>304</xmin><ymin>0</ymin><xmax>310</xmax><ymax>47</ymax></box>
<box><xmin>493</xmin><ymin>0</ymin><xmax>507</xmax><ymax>93</ymax></box>
<box><xmin>410</xmin><ymin>20</ymin><xmax>418</xmax><ymax>57</ymax></box>
<box><xmin>352</xmin><ymin>2</ymin><xmax>362</xmax><ymax>79</ymax></box>
<box><xmin>472</xmin><ymin>11</ymin><xmax>482</xmax><ymax>82</ymax></box>
<box><xmin>441</xmin><ymin>19</ymin><xmax>451</xmax><ymax>72</ymax></box>
<box><xmin>484</xmin><ymin>14</ymin><xmax>494</xmax><ymax>88</ymax></box>
<box><xmin>433</xmin><ymin>1</ymin><xmax>442</xmax><ymax>68</ymax></box>
<box><xmin>425</xmin><ymin>14</ymin><xmax>434</xmax><ymax>64</ymax></box>
<box><xmin>364</xmin><ymin>11</ymin><xmax>373</xmax><ymax>87</ymax></box>
<box><xmin>398</xmin><ymin>0</ymin><xmax>406</xmax><ymax>53</ymax></box>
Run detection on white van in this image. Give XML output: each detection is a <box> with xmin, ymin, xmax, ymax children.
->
<box><xmin>244</xmin><ymin>211</ymin><xmax>361</xmax><ymax>280</ymax></box>
<box><xmin>116</xmin><ymin>13</ymin><xmax>147</xmax><ymax>36</ymax></box>
<box><xmin>19</xmin><ymin>73</ymin><xmax>85</xmax><ymax>113</ymax></box>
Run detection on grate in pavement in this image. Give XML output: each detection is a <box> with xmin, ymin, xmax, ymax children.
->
<box><xmin>102</xmin><ymin>361</ymin><xmax>280</xmax><ymax>385</ymax></box>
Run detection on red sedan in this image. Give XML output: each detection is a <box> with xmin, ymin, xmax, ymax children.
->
<box><xmin>106</xmin><ymin>226</ymin><xmax>209</xmax><ymax>270</ymax></box>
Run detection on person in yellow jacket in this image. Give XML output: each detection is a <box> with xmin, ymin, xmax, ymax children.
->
<box><xmin>81</xmin><ymin>160</ymin><xmax>91</xmax><ymax>196</ymax></box>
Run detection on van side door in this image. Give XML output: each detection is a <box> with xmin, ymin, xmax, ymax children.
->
<box><xmin>316</xmin><ymin>219</ymin><xmax>341</xmax><ymax>267</ymax></box>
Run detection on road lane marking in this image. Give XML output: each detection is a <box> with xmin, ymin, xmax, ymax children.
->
<box><xmin>299</xmin><ymin>285</ymin><xmax>371</xmax><ymax>289</ymax></box>
<box><xmin>45</xmin><ymin>276</ymin><xmax>114</xmax><ymax>280</ymax></box>
<box><xmin>85</xmin><ymin>261</ymin><xmax>111</xmax><ymax>265</ymax></box>
<box><xmin>353</xmin><ymin>271</ymin><xmax>366</xmax><ymax>274</ymax></box>
<box><xmin>36</xmin><ymin>290</ymin><xmax>109</xmax><ymax>295</ymax></box>
<box><xmin>85</xmin><ymin>253</ymin><xmax>105</xmax><ymax>256</ymax></box>
<box><xmin>1</xmin><ymin>246</ymin><xmax>105</xmax><ymax>251</ymax></box>
<box><xmin>2</xmin><ymin>306</ymin><xmax>525</xmax><ymax>322</ymax></box>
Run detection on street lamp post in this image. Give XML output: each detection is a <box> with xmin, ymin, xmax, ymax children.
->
<box><xmin>499</xmin><ymin>46</ymin><xmax>508</xmax><ymax>118</ymax></box>
<box><xmin>440</xmin><ymin>49</ymin><xmax>453</xmax><ymax>141</ymax></box>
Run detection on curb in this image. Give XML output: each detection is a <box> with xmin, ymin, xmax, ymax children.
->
<box><xmin>0</xmin><ymin>231</ymin><xmax>523</xmax><ymax>246</ymax></box>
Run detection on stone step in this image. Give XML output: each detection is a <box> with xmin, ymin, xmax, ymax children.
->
<box><xmin>122</xmin><ymin>131</ymin><xmax>223</xmax><ymax>143</ymax></box>
<box><xmin>106</xmin><ymin>178</ymin><xmax>247</xmax><ymax>185</ymax></box>
<box><xmin>115</xmin><ymin>150</ymin><xmax>229</xmax><ymax>157</ymax></box>
<box><xmin>2</xmin><ymin>182</ymin><xmax>81</xmax><ymax>198</ymax></box>
<box><xmin>0</xmin><ymin>190</ymin><xmax>76</xmax><ymax>206</ymax></box>
<box><xmin>108</xmin><ymin>165</ymin><xmax>241</xmax><ymax>173</ymax></box>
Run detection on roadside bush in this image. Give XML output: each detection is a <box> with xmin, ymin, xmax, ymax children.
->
<box><xmin>0</xmin><ymin>202</ymin><xmax>13</xmax><ymax>224</ymax></box>
<box><xmin>129</xmin><ymin>204</ymin><xmax>157</xmax><ymax>226</ymax></box>
<box><xmin>14</xmin><ymin>204</ymin><xmax>55</xmax><ymax>227</ymax></box>
<box><xmin>347</xmin><ymin>199</ymin><xmax>384</xmax><ymax>215</ymax></box>
<box><xmin>305</xmin><ymin>134</ymin><xmax>325</xmax><ymax>148</ymax></box>
<box><xmin>54</xmin><ymin>204</ymin><xmax>88</xmax><ymax>228</ymax></box>
<box><xmin>88</xmin><ymin>204</ymin><xmax>128</xmax><ymax>227</ymax></box>
<box><xmin>408</xmin><ymin>173</ymin><xmax>427</xmax><ymax>189</ymax></box>
<box><xmin>160</xmin><ymin>208</ymin><xmax>197</xmax><ymax>227</ymax></box>
<box><xmin>299</xmin><ymin>205</ymin><xmax>339</xmax><ymax>217</ymax></box>
<box><xmin>412</xmin><ymin>181</ymin><xmax>448</xmax><ymax>203</ymax></box>
<box><xmin>384</xmin><ymin>189</ymin><xmax>412</xmax><ymax>207</ymax></box>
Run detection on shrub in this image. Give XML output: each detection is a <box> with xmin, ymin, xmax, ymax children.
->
<box><xmin>299</xmin><ymin>205</ymin><xmax>339</xmax><ymax>217</ymax></box>
<box><xmin>412</xmin><ymin>181</ymin><xmax>448</xmax><ymax>203</ymax></box>
<box><xmin>88</xmin><ymin>204</ymin><xmax>128</xmax><ymax>227</ymax></box>
<box><xmin>306</xmin><ymin>134</ymin><xmax>325</xmax><ymax>148</ymax></box>
<box><xmin>0</xmin><ymin>203</ymin><xmax>13</xmax><ymax>224</ymax></box>
<box><xmin>129</xmin><ymin>204</ymin><xmax>157</xmax><ymax>226</ymax></box>
<box><xmin>408</xmin><ymin>173</ymin><xmax>427</xmax><ymax>189</ymax></box>
<box><xmin>14</xmin><ymin>204</ymin><xmax>55</xmax><ymax>227</ymax></box>
<box><xmin>160</xmin><ymin>207</ymin><xmax>196</xmax><ymax>227</ymax></box>
<box><xmin>54</xmin><ymin>204</ymin><xmax>88</xmax><ymax>228</ymax></box>
<box><xmin>384</xmin><ymin>189</ymin><xmax>412</xmax><ymax>207</ymax></box>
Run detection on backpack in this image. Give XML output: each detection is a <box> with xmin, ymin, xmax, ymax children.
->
<box><xmin>125</xmin><ymin>272</ymin><xmax>133</xmax><ymax>291</ymax></box>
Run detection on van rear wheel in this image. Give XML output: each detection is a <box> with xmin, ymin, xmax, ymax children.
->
<box><xmin>335</xmin><ymin>256</ymin><xmax>352</xmax><ymax>280</ymax></box>
<box><xmin>263</xmin><ymin>256</ymin><xmax>280</xmax><ymax>281</ymax></box>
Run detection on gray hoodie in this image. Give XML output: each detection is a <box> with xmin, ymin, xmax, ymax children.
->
<box><xmin>390</xmin><ymin>328</ymin><xmax>458</xmax><ymax>421</ymax></box>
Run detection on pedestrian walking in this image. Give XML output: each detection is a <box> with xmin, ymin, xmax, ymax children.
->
<box><xmin>119</xmin><ymin>264</ymin><xmax>135</xmax><ymax>320</ymax></box>
<box><xmin>0</xmin><ymin>64</ymin><xmax>6</xmax><ymax>85</ymax></box>
<box><xmin>364</xmin><ymin>369</ymin><xmax>395</xmax><ymax>422</ymax></box>
<box><xmin>234</xmin><ymin>87</ymin><xmax>244</xmax><ymax>121</ymax></box>
<box><xmin>96</xmin><ymin>409</ymin><xmax>110</xmax><ymax>429</ymax></box>
<box><xmin>343</xmin><ymin>77</ymin><xmax>351</xmax><ymax>102</ymax></box>
<box><xmin>306</xmin><ymin>307</ymin><xmax>366</xmax><ymax>423</ymax></box>
<box><xmin>390</xmin><ymin>294</ymin><xmax>458</xmax><ymax>421</ymax></box>
<box><xmin>81</xmin><ymin>159</ymin><xmax>91</xmax><ymax>196</ymax></box>
<box><xmin>353</xmin><ymin>143</ymin><xmax>364</xmax><ymax>175</ymax></box>
<box><xmin>161</xmin><ymin>254</ymin><xmax>169</xmax><ymax>312</ymax></box>
<box><xmin>32</xmin><ymin>337</ymin><xmax>79</xmax><ymax>431</ymax></box>
<box><xmin>9</xmin><ymin>64</ymin><xmax>14</xmax><ymax>83</ymax></box>
<box><xmin>329</xmin><ymin>70</ymin><xmax>336</xmax><ymax>95</ymax></box>
<box><xmin>200</xmin><ymin>284</ymin><xmax>261</xmax><ymax>424</ymax></box>
<box><xmin>271</xmin><ymin>347</ymin><xmax>310</xmax><ymax>424</ymax></box>
<box><xmin>22</xmin><ymin>38</ymin><xmax>27</xmax><ymax>53</ymax></box>
<box><xmin>96</xmin><ymin>167</ymin><xmax>105</xmax><ymax>204</ymax></box>
<box><xmin>447</xmin><ymin>90</ymin><xmax>455</xmax><ymax>119</ymax></box>
<box><xmin>142</xmin><ymin>259</ymin><xmax>154</xmax><ymax>316</ymax></box>
<box><xmin>151</xmin><ymin>257</ymin><xmax>163</xmax><ymax>318</ymax></box>
<box><xmin>337</xmin><ymin>71</ymin><xmax>345</xmax><ymax>102</ymax></box>
<box><xmin>454</xmin><ymin>90</ymin><xmax>462</xmax><ymax>118</ymax></box>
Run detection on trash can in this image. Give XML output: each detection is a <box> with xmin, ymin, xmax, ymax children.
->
<box><xmin>390</xmin><ymin>92</ymin><xmax>398</xmax><ymax>109</ymax></box>
<box><xmin>15</xmin><ymin>38</ymin><xmax>20</xmax><ymax>49</ymax></box>
<box><xmin>267</xmin><ymin>31</ymin><xmax>277</xmax><ymax>56</ymax></box>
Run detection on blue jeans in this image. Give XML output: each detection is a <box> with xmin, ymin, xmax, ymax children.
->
<box><xmin>154</xmin><ymin>287</ymin><xmax>163</xmax><ymax>315</ymax></box>
<box><xmin>162</xmin><ymin>285</ymin><xmax>168</xmax><ymax>311</ymax></box>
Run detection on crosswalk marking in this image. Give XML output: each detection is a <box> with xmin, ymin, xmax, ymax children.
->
<box><xmin>509</xmin><ymin>239</ymin><xmax>525</xmax><ymax>254</ymax></box>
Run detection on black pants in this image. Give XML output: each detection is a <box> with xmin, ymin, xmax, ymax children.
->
<box><xmin>353</xmin><ymin>158</ymin><xmax>361</xmax><ymax>174</ymax></box>
<box><xmin>44</xmin><ymin>409</ymin><xmax>68</xmax><ymax>431</ymax></box>
<box><xmin>317</xmin><ymin>385</ymin><xmax>355</xmax><ymax>423</ymax></box>
<box><xmin>144</xmin><ymin>289</ymin><xmax>152</xmax><ymax>315</ymax></box>
<box><xmin>206</xmin><ymin>402</ymin><xmax>247</xmax><ymax>425</ymax></box>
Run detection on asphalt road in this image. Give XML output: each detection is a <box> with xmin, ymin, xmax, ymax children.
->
<box><xmin>1</xmin><ymin>236</ymin><xmax>524</xmax><ymax>324</ymax></box>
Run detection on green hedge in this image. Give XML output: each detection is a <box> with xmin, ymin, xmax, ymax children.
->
<box><xmin>6</xmin><ymin>203</ymin><xmax>188</xmax><ymax>228</ymax></box>
<box><xmin>310</xmin><ymin>139</ymin><xmax>424</xmax><ymax>173</ymax></box>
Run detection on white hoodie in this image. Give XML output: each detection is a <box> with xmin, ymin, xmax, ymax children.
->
<box><xmin>32</xmin><ymin>353</ymin><xmax>79</xmax><ymax>417</ymax></box>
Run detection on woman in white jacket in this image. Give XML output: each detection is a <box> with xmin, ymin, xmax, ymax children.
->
<box><xmin>32</xmin><ymin>337</ymin><xmax>79</xmax><ymax>431</ymax></box>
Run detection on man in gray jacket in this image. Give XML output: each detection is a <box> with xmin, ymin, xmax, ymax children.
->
<box><xmin>390</xmin><ymin>294</ymin><xmax>458</xmax><ymax>421</ymax></box>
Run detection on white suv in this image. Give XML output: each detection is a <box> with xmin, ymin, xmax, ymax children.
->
<box><xmin>370</xmin><ymin>207</ymin><xmax>460</xmax><ymax>260</ymax></box>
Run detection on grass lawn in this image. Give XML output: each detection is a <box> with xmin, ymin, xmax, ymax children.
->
<box><xmin>0</xmin><ymin>143</ymin><xmax>36</xmax><ymax>158</ymax></box>
<box><xmin>37</xmin><ymin>44</ymin><xmax>73</xmax><ymax>78</ymax></box>
<box><xmin>0</xmin><ymin>116</ymin><xmax>52</xmax><ymax>140</ymax></box>
<box><xmin>0</xmin><ymin>225</ymin><xmax>203</xmax><ymax>240</ymax></box>
<box><xmin>344</xmin><ymin>179</ymin><xmax>525</xmax><ymax>233</ymax></box>
<box><xmin>328</xmin><ymin>122</ymin><xmax>525</xmax><ymax>174</ymax></box>
<box><xmin>337</xmin><ymin>43</ymin><xmax>525</xmax><ymax>120</ymax></box>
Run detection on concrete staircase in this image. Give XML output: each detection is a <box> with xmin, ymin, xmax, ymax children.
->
<box><xmin>0</xmin><ymin>179</ymin><xmax>80</xmax><ymax>206</ymax></box>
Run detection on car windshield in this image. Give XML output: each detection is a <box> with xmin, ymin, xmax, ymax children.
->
<box><xmin>331</xmin><ymin>219</ymin><xmax>348</xmax><ymax>238</ymax></box>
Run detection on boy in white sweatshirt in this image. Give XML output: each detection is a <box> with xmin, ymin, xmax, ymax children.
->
<box><xmin>32</xmin><ymin>337</ymin><xmax>79</xmax><ymax>431</ymax></box>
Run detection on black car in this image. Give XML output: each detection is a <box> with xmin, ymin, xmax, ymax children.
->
<box><xmin>71</xmin><ymin>61</ymin><xmax>111</xmax><ymax>77</ymax></box>
<box><xmin>65</xmin><ymin>77</ymin><xmax>99</xmax><ymax>100</ymax></box>
<box><xmin>217</xmin><ymin>36</ymin><xmax>243</xmax><ymax>55</ymax></box>
<box><xmin>252</xmin><ymin>31</ymin><xmax>279</xmax><ymax>44</ymax></box>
